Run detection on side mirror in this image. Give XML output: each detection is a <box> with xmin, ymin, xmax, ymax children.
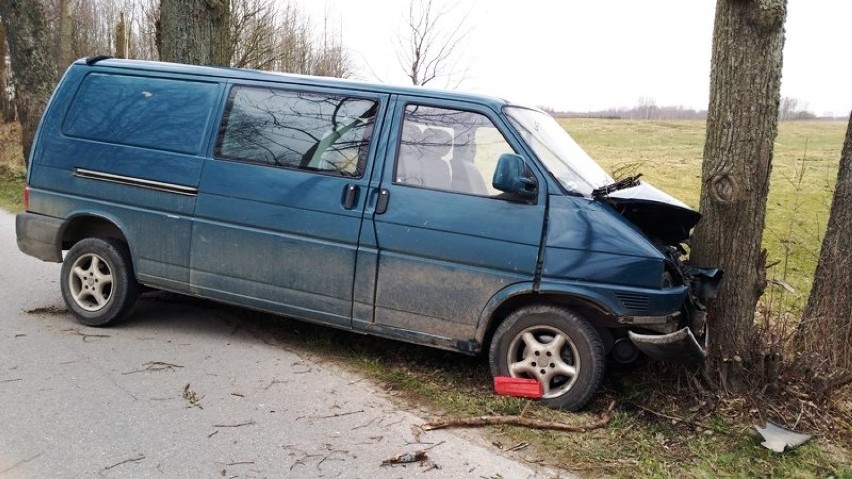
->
<box><xmin>493</xmin><ymin>153</ymin><xmax>537</xmax><ymax>199</ymax></box>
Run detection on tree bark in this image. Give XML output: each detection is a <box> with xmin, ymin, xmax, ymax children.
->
<box><xmin>0</xmin><ymin>0</ymin><xmax>57</xmax><ymax>165</ymax></box>
<box><xmin>56</xmin><ymin>0</ymin><xmax>72</xmax><ymax>72</ymax></box>
<box><xmin>158</xmin><ymin>0</ymin><xmax>230</xmax><ymax>66</ymax></box>
<box><xmin>115</xmin><ymin>12</ymin><xmax>129</xmax><ymax>58</ymax></box>
<box><xmin>691</xmin><ymin>0</ymin><xmax>787</xmax><ymax>390</ymax></box>
<box><xmin>796</xmin><ymin>113</ymin><xmax>852</xmax><ymax>372</ymax></box>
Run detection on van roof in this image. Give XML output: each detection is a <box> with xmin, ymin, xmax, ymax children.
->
<box><xmin>76</xmin><ymin>58</ymin><xmax>515</xmax><ymax>110</ymax></box>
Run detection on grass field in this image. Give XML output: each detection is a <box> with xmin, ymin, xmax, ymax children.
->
<box><xmin>1</xmin><ymin>119</ymin><xmax>849</xmax><ymax>477</ymax></box>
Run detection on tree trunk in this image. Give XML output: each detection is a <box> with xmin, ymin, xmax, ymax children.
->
<box><xmin>796</xmin><ymin>113</ymin><xmax>852</xmax><ymax>372</ymax></box>
<box><xmin>56</xmin><ymin>0</ymin><xmax>73</xmax><ymax>72</ymax></box>
<box><xmin>115</xmin><ymin>12</ymin><xmax>129</xmax><ymax>58</ymax></box>
<box><xmin>158</xmin><ymin>0</ymin><xmax>230</xmax><ymax>66</ymax></box>
<box><xmin>0</xmin><ymin>0</ymin><xmax>57</xmax><ymax>165</ymax></box>
<box><xmin>691</xmin><ymin>0</ymin><xmax>787</xmax><ymax>390</ymax></box>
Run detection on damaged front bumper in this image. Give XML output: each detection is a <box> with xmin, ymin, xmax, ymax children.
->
<box><xmin>624</xmin><ymin>267</ymin><xmax>723</xmax><ymax>363</ymax></box>
<box><xmin>629</xmin><ymin>327</ymin><xmax>706</xmax><ymax>363</ymax></box>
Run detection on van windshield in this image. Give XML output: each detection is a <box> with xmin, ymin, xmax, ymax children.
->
<box><xmin>505</xmin><ymin>107</ymin><xmax>612</xmax><ymax>196</ymax></box>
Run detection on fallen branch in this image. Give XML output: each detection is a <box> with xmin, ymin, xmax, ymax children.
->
<box><xmin>422</xmin><ymin>400</ymin><xmax>616</xmax><ymax>432</ymax></box>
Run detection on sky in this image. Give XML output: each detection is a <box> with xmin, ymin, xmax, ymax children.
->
<box><xmin>291</xmin><ymin>0</ymin><xmax>851</xmax><ymax>117</ymax></box>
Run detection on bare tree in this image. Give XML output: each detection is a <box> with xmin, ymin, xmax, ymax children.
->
<box><xmin>397</xmin><ymin>0</ymin><xmax>470</xmax><ymax>87</ymax></box>
<box><xmin>691</xmin><ymin>0</ymin><xmax>787</xmax><ymax>391</ymax></box>
<box><xmin>796</xmin><ymin>112</ymin><xmax>852</xmax><ymax>379</ymax></box>
<box><xmin>230</xmin><ymin>0</ymin><xmax>278</xmax><ymax>69</ymax></box>
<box><xmin>273</xmin><ymin>2</ymin><xmax>311</xmax><ymax>73</ymax></box>
<box><xmin>158</xmin><ymin>0</ymin><xmax>230</xmax><ymax>66</ymax></box>
<box><xmin>0</xmin><ymin>0</ymin><xmax>56</xmax><ymax>165</ymax></box>
<box><xmin>309</xmin><ymin>12</ymin><xmax>349</xmax><ymax>78</ymax></box>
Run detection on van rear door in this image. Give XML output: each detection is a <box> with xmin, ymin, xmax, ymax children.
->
<box><xmin>34</xmin><ymin>69</ymin><xmax>222</xmax><ymax>290</ymax></box>
<box><xmin>355</xmin><ymin>97</ymin><xmax>547</xmax><ymax>349</ymax></box>
<box><xmin>190</xmin><ymin>83</ymin><xmax>388</xmax><ymax>327</ymax></box>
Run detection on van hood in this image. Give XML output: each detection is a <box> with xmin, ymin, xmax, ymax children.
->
<box><xmin>602</xmin><ymin>181</ymin><xmax>701</xmax><ymax>245</ymax></box>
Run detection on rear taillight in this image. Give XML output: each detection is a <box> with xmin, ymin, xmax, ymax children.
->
<box><xmin>23</xmin><ymin>185</ymin><xmax>29</xmax><ymax>211</ymax></box>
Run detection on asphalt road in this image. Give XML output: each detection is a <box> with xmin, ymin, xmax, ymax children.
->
<box><xmin>0</xmin><ymin>210</ymin><xmax>567</xmax><ymax>478</ymax></box>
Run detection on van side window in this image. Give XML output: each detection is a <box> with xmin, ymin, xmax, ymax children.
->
<box><xmin>62</xmin><ymin>73</ymin><xmax>219</xmax><ymax>155</ymax></box>
<box><xmin>216</xmin><ymin>86</ymin><xmax>378</xmax><ymax>177</ymax></box>
<box><xmin>395</xmin><ymin>105</ymin><xmax>515</xmax><ymax>196</ymax></box>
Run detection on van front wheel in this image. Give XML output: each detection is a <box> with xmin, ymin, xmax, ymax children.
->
<box><xmin>489</xmin><ymin>306</ymin><xmax>605</xmax><ymax>411</ymax></box>
<box><xmin>60</xmin><ymin>238</ymin><xmax>139</xmax><ymax>327</ymax></box>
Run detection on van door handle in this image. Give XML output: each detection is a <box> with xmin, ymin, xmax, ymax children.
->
<box><xmin>342</xmin><ymin>184</ymin><xmax>359</xmax><ymax>209</ymax></box>
<box><xmin>375</xmin><ymin>189</ymin><xmax>390</xmax><ymax>214</ymax></box>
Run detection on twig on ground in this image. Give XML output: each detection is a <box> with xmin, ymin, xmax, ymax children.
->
<box><xmin>630</xmin><ymin>401</ymin><xmax>733</xmax><ymax>435</ymax></box>
<box><xmin>313</xmin><ymin>409</ymin><xmax>365</xmax><ymax>419</ymax></box>
<box><xmin>213</xmin><ymin>420</ymin><xmax>255</xmax><ymax>428</ymax></box>
<box><xmin>422</xmin><ymin>400</ymin><xmax>616</xmax><ymax>432</ymax></box>
<box><xmin>61</xmin><ymin>328</ymin><xmax>110</xmax><ymax>342</ymax></box>
<box><xmin>122</xmin><ymin>361</ymin><xmax>184</xmax><ymax>375</ymax></box>
<box><xmin>101</xmin><ymin>454</ymin><xmax>145</xmax><ymax>472</ymax></box>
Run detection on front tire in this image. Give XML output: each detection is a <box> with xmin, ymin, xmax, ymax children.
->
<box><xmin>60</xmin><ymin>238</ymin><xmax>139</xmax><ymax>327</ymax></box>
<box><xmin>489</xmin><ymin>305</ymin><xmax>605</xmax><ymax>410</ymax></box>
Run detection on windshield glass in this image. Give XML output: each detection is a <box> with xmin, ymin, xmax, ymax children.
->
<box><xmin>505</xmin><ymin>107</ymin><xmax>612</xmax><ymax>196</ymax></box>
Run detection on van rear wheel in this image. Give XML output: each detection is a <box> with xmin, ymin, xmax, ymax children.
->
<box><xmin>489</xmin><ymin>305</ymin><xmax>605</xmax><ymax>411</ymax></box>
<box><xmin>60</xmin><ymin>238</ymin><xmax>139</xmax><ymax>327</ymax></box>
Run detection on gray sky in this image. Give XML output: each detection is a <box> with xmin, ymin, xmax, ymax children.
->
<box><xmin>293</xmin><ymin>1</ymin><xmax>850</xmax><ymax>117</ymax></box>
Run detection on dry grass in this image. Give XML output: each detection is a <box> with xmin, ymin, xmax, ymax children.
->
<box><xmin>0</xmin><ymin>122</ymin><xmax>26</xmax><ymax>212</ymax></box>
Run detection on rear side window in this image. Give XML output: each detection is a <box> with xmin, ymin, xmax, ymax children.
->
<box><xmin>62</xmin><ymin>73</ymin><xmax>218</xmax><ymax>155</ymax></box>
<box><xmin>215</xmin><ymin>86</ymin><xmax>378</xmax><ymax>177</ymax></box>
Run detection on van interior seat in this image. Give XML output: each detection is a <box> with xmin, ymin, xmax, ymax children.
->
<box><xmin>396</xmin><ymin>124</ymin><xmax>423</xmax><ymax>185</ymax></box>
<box><xmin>450</xmin><ymin>149</ymin><xmax>489</xmax><ymax>196</ymax></box>
<box><xmin>419</xmin><ymin>128</ymin><xmax>452</xmax><ymax>190</ymax></box>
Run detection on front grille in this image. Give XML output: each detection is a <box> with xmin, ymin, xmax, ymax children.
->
<box><xmin>615</xmin><ymin>292</ymin><xmax>650</xmax><ymax>314</ymax></box>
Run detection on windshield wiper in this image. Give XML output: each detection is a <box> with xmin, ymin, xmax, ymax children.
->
<box><xmin>591</xmin><ymin>173</ymin><xmax>642</xmax><ymax>199</ymax></box>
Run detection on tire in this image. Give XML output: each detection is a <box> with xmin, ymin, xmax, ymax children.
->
<box><xmin>60</xmin><ymin>238</ymin><xmax>139</xmax><ymax>327</ymax></box>
<box><xmin>489</xmin><ymin>305</ymin><xmax>605</xmax><ymax>411</ymax></box>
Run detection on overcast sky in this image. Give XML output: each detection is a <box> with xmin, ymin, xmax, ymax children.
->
<box><xmin>292</xmin><ymin>1</ymin><xmax>850</xmax><ymax>117</ymax></box>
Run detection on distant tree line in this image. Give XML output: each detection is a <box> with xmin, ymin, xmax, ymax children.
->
<box><xmin>543</xmin><ymin>96</ymin><xmax>827</xmax><ymax>121</ymax></box>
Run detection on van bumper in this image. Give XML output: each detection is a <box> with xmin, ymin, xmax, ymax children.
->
<box><xmin>628</xmin><ymin>327</ymin><xmax>707</xmax><ymax>363</ymax></box>
<box><xmin>16</xmin><ymin>212</ymin><xmax>63</xmax><ymax>262</ymax></box>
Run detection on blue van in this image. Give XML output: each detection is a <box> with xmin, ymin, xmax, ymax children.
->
<box><xmin>16</xmin><ymin>58</ymin><xmax>720</xmax><ymax>410</ymax></box>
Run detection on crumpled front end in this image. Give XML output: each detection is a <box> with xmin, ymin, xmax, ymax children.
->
<box><xmin>628</xmin><ymin>266</ymin><xmax>723</xmax><ymax>362</ymax></box>
<box><xmin>604</xmin><ymin>182</ymin><xmax>723</xmax><ymax>363</ymax></box>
